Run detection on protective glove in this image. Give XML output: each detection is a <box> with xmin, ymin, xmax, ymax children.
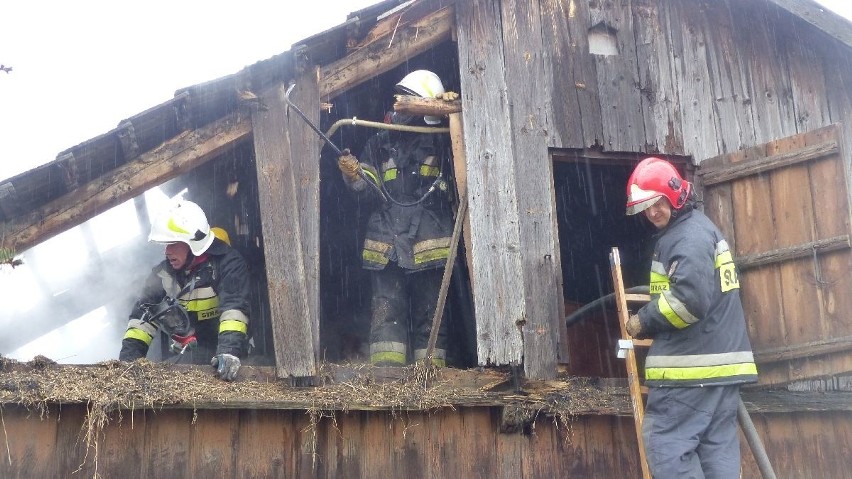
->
<box><xmin>337</xmin><ymin>149</ymin><xmax>362</xmax><ymax>181</ymax></box>
<box><xmin>626</xmin><ymin>314</ymin><xmax>643</xmax><ymax>338</ymax></box>
<box><xmin>439</xmin><ymin>91</ymin><xmax>459</xmax><ymax>102</ymax></box>
<box><xmin>211</xmin><ymin>353</ymin><xmax>241</xmax><ymax>381</ymax></box>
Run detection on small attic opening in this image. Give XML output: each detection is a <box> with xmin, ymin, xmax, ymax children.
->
<box><xmin>552</xmin><ymin>151</ymin><xmax>692</xmax><ymax>378</ymax></box>
<box><xmin>588</xmin><ymin>22</ymin><xmax>618</xmax><ymax>56</ymax></box>
<box><xmin>316</xmin><ymin>40</ymin><xmax>477</xmax><ymax>367</ymax></box>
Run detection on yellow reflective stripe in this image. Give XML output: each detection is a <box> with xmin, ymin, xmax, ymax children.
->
<box><xmin>167</xmin><ymin>217</ymin><xmax>190</xmax><ymax>235</ymax></box>
<box><xmin>219</xmin><ymin>320</ymin><xmax>248</xmax><ymax>334</ymax></box>
<box><xmin>383</xmin><ymin>168</ymin><xmax>398</xmax><ymax>181</ymax></box>
<box><xmin>124</xmin><ymin>328</ymin><xmax>153</xmax><ymax>345</ymax></box>
<box><xmin>715</xmin><ymin>250</ymin><xmax>734</xmax><ymax>268</ymax></box>
<box><xmin>414</xmin><ymin>247</ymin><xmax>450</xmax><ymax>264</ymax></box>
<box><xmin>657</xmin><ymin>292</ymin><xmax>690</xmax><ymax>329</ymax></box>
<box><xmin>419</xmin><ymin>164</ymin><xmax>439</xmax><ymax>177</ymax></box>
<box><xmin>649</xmin><ymin>271</ymin><xmax>669</xmax><ymax>294</ymax></box>
<box><xmin>182</xmin><ymin>297</ymin><xmax>219</xmax><ymax>312</ymax></box>
<box><xmin>645</xmin><ymin>362</ymin><xmax>758</xmax><ymax>381</ymax></box>
<box><xmin>370</xmin><ymin>351</ymin><xmax>406</xmax><ymax>365</ymax></box>
<box><xmin>363</xmin><ymin>250</ymin><xmax>390</xmax><ymax>265</ymax></box>
<box><xmin>363</xmin><ymin>169</ymin><xmax>380</xmax><ymax>185</ymax></box>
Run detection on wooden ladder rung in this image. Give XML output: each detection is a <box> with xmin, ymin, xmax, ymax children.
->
<box><xmin>626</xmin><ymin>293</ymin><xmax>651</xmax><ymax>302</ymax></box>
<box><xmin>633</xmin><ymin>339</ymin><xmax>653</xmax><ymax>348</ymax></box>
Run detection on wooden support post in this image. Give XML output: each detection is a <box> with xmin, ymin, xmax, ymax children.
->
<box><xmin>448</xmin><ymin>112</ymin><xmax>474</xmax><ymax>289</ymax></box>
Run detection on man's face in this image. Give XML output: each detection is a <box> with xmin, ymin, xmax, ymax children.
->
<box><xmin>164</xmin><ymin>242</ymin><xmax>191</xmax><ymax>270</ymax></box>
<box><xmin>643</xmin><ymin>197</ymin><xmax>673</xmax><ymax>229</ymax></box>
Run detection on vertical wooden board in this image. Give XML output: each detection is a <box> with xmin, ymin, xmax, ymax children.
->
<box><xmin>290</xmin><ymin>69</ymin><xmax>322</xmax><ymax>357</ymax></box>
<box><xmin>701</xmin><ymin>0</ymin><xmax>757</xmax><ymax>152</ymax></box>
<box><xmin>501</xmin><ymin>0</ymin><xmax>562</xmax><ymax>379</ymax></box>
<box><xmin>731</xmin><ymin>149</ymin><xmax>787</xmax><ymax>352</ymax></box>
<box><xmin>667</xmin><ymin>1</ymin><xmax>720</xmax><ymax>159</ymax></box>
<box><xmin>590</xmin><ymin>0</ymin><xmax>646</xmax><ymax>152</ymax></box>
<box><xmin>633</xmin><ymin>0</ymin><xmax>684</xmax><ymax>154</ymax></box>
<box><xmin>188</xmin><ymin>409</ymin><xmax>238</xmax><ymax>478</ymax></box>
<box><xmin>735</xmin><ymin>1</ymin><xmax>797</xmax><ymax>145</ymax></box>
<box><xmin>781</xmin><ymin>12</ymin><xmax>832</xmax><ymax>135</ymax></box>
<box><xmin>539</xmin><ymin>0</ymin><xmax>601</xmax><ymax>149</ymax></box>
<box><xmin>97</xmin><ymin>412</ymin><xmax>145</xmax><ymax>478</ymax></box>
<box><xmin>236</xmin><ymin>409</ymin><xmax>289</xmax><ymax>479</ymax></box>
<box><xmin>357</xmin><ymin>412</ymin><xmax>397</xmax><ymax>478</ymax></box>
<box><xmin>252</xmin><ymin>83</ymin><xmax>316</xmax><ymax>377</ymax></box>
<box><xmin>822</xmin><ymin>41</ymin><xmax>852</xmax><ymax>174</ymax></box>
<box><xmin>494</xmin><ymin>419</ymin><xmax>526</xmax><ymax>478</ymax></box>
<box><xmin>0</xmin><ymin>405</ymin><xmax>58</xmax><ymax>478</ymax></box>
<box><xmin>144</xmin><ymin>409</ymin><xmax>192</xmax><ymax>478</ymax></box>
<box><xmin>456</xmin><ymin>0</ymin><xmax>526</xmax><ymax>366</ymax></box>
<box><xmin>53</xmin><ymin>404</ymin><xmax>91</xmax><ymax>475</ymax></box>
<box><xmin>330</xmin><ymin>411</ymin><xmax>363</xmax><ymax>478</ymax></box>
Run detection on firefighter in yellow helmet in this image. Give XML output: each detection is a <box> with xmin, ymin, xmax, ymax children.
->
<box><xmin>625</xmin><ymin>157</ymin><xmax>757</xmax><ymax>477</ymax></box>
<box><xmin>337</xmin><ymin>70</ymin><xmax>455</xmax><ymax>366</ymax></box>
<box><xmin>119</xmin><ymin>200</ymin><xmax>250</xmax><ymax>381</ymax></box>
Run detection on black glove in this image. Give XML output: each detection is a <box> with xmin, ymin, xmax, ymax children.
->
<box><xmin>211</xmin><ymin>353</ymin><xmax>241</xmax><ymax>381</ymax></box>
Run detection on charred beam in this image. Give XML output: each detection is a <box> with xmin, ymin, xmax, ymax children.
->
<box><xmin>319</xmin><ymin>5</ymin><xmax>454</xmax><ymax>100</ymax></box>
<box><xmin>0</xmin><ymin>113</ymin><xmax>252</xmax><ymax>254</ymax></box>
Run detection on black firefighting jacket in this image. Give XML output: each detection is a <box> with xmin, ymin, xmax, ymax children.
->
<box><xmin>119</xmin><ymin>238</ymin><xmax>250</xmax><ymax>361</ymax></box>
<box><xmin>344</xmin><ymin>130</ymin><xmax>454</xmax><ymax>271</ymax></box>
<box><xmin>636</xmin><ymin>208</ymin><xmax>758</xmax><ymax>387</ymax></box>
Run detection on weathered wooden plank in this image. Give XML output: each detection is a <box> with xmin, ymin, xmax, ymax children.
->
<box><xmin>700</xmin><ymin>140</ymin><xmax>838</xmax><ymax>185</ymax></box>
<box><xmin>768</xmin><ymin>0</ymin><xmax>852</xmax><ymax>49</ymax></box>
<box><xmin>734</xmin><ymin>0</ymin><xmax>798</xmax><ymax>145</ymax></box>
<box><xmin>783</xmin><ymin>12</ymin><xmax>832</xmax><ymax>135</ymax></box>
<box><xmin>188</xmin><ymin>409</ymin><xmax>238</xmax><ymax>478</ymax></box>
<box><xmin>143</xmin><ymin>409</ymin><xmax>192</xmax><ymax>478</ymax></box>
<box><xmin>755</xmin><ymin>334</ymin><xmax>852</xmax><ymax>363</ymax></box>
<box><xmin>701</xmin><ymin>1</ymin><xmax>757</xmax><ymax>152</ymax></box>
<box><xmin>539</xmin><ymin>0</ymin><xmax>598</xmax><ymax>148</ymax></box>
<box><xmin>319</xmin><ymin>5</ymin><xmax>454</xmax><ymax>101</ymax></box>
<box><xmin>590</xmin><ymin>0</ymin><xmax>645</xmax><ymax>152</ymax></box>
<box><xmin>393</xmin><ymin>94</ymin><xmax>461</xmax><ymax>116</ymax></box>
<box><xmin>456</xmin><ymin>0</ymin><xmax>525</xmax><ymax>367</ymax></box>
<box><xmin>236</xmin><ymin>410</ymin><xmax>290</xmax><ymax>478</ymax></box>
<box><xmin>668</xmin><ymin>1</ymin><xmax>720</xmax><ymax>159</ymax></box>
<box><xmin>633</xmin><ymin>0</ymin><xmax>684</xmax><ymax>154</ymax></box>
<box><xmin>0</xmin><ymin>404</ymin><xmax>59</xmax><ymax>478</ymax></box>
<box><xmin>290</xmin><ymin>69</ymin><xmax>322</xmax><ymax>358</ymax></box>
<box><xmin>0</xmin><ymin>113</ymin><xmax>251</xmax><ymax>254</ymax></box>
<box><xmin>735</xmin><ymin>235</ymin><xmax>850</xmax><ymax>271</ymax></box>
<box><xmin>500</xmin><ymin>0</ymin><xmax>561</xmax><ymax>379</ymax></box>
<box><xmin>251</xmin><ymin>83</ymin><xmax>316</xmax><ymax>378</ymax></box>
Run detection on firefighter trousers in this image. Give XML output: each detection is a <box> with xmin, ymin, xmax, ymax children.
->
<box><xmin>642</xmin><ymin>384</ymin><xmax>742</xmax><ymax>478</ymax></box>
<box><xmin>368</xmin><ymin>263</ymin><xmax>448</xmax><ymax>365</ymax></box>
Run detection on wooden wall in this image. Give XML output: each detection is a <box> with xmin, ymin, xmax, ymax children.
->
<box><xmin>536</xmin><ymin>0</ymin><xmax>852</xmax><ymax>162</ymax></box>
<box><xmin>1</xmin><ymin>404</ymin><xmax>849</xmax><ymax>478</ymax></box>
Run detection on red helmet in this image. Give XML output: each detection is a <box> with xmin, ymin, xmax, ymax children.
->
<box><xmin>625</xmin><ymin>157</ymin><xmax>692</xmax><ymax>215</ymax></box>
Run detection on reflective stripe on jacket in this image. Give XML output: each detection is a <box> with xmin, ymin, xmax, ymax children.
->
<box><xmin>637</xmin><ymin>208</ymin><xmax>758</xmax><ymax>387</ymax></box>
<box><xmin>344</xmin><ymin>130</ymin><xmax>454</xmax><ymax>271</ymax></box>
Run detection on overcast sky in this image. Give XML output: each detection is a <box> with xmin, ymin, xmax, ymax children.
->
<box><xmin>0</xmin><ymin>0</ymin><xmax>850</xmax><ymax>181</ymax></box>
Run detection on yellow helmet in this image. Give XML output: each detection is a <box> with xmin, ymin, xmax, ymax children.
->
<box><xmin>210</xmin><ymin>227</ymin><xmax>231</xmax><ymax>246</ymax></box>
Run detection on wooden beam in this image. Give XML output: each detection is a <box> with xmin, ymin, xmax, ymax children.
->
<box><xmin>735</xmin><ymin>235</ymin><xmax>850</xmax><ymax>271</ymax></box>
<box><xmin>699</xmin><ymin>140</ymin><xmax>838</xmax><ymax>185</ymax></box>
<box><xmin>394</xmin><ymin>94</ymin><xmax>462</xmax><ymax>116</ymax></box>
<box><xmin>0</xmin><ymin>113</ymin><xmax>252</xmax><ymax>254</ymax></box>
<box><xmin>251</xmin><ymin>82</ymin><xmax>316</xmax><ymax>379</ymax></box>
<box><xmin>767</xmin><ymin>0</ymin><xmax>852</xmax><ymax>49</ymax></box>
<box><xmin>319</xmin><ymin>5</ymin><xmax>454</xmax><ymax>100</ymax></box>
<box><xmin>755</xmin><ymin>334</ymin><xmax>852</xmax><ymax>363</ymax></box>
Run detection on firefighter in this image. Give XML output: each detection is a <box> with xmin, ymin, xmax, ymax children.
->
<box><xmin>337</xmin><ymin>70</ymin><xmax>454</xmax><ymax>366</ymax></box>
<box><xmin>118</xmin><ymin>200</ymin><xmax>250</xmax><ymax>381</ymax></box>
<box><xmin>624</xmin><ymin>157</ymin><xmax>758</xmax><ymax>477</ymax></box>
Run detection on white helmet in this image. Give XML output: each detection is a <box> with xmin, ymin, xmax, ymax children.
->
<box><xmin>395</xmin><ymin>70</ymin><xmax>445</xmax><ymax>125</ymax></box>
<box><xmin>148</xmin><ymin>200</ymin><xmax>214</xmax><ymax>256</ymax></box>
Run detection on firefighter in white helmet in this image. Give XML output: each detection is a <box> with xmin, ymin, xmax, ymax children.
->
<box><xmin>625</xmin><ymin>157</ymin><xmax>758</xmax><ymax>477</ymax></box>
<box><xmin>119</xmin><ymin>200</ymin><xmax>250</xmax><ymax>381</ymax></box>
<box><xmin>337</xmin><ymin>70</ymin><xmax>456</xmax><ymax>366</ymax></box>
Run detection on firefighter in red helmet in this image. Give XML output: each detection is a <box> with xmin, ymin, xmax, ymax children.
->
<box><xmin>625</xmin><ymin>157</ymin><xmax>758</xmax><ymax>477</ymax></box>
